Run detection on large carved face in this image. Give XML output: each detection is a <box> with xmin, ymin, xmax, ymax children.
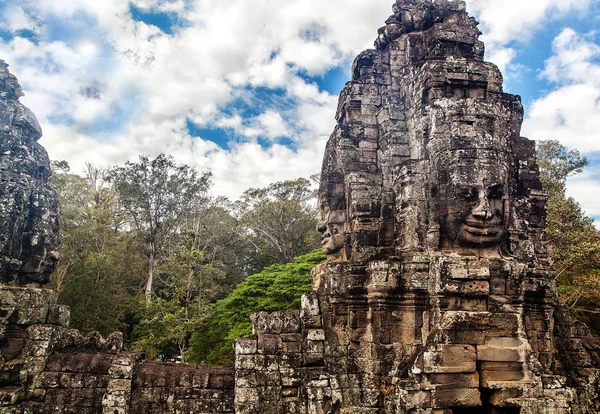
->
<box><xmin>317</xmin><ymin>210</ymin><xmax>347</xmax><ymax>261</ymax></box>
<box><xmin>1</xmin><ymin>71</ymin><xmax>24</xmax><ymax>99</ymax></box>
<box><xmin>438</xmin><ymin>160</ymin><xmax>509</xmax><ymax>251</ymax></box>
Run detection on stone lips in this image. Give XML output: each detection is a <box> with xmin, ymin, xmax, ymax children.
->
<box><xmin>0</xmin><ymin>60</ymin><xmax>61</xmax><ymax>286</ymax></box>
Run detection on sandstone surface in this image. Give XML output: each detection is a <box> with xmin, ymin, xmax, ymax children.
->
<box><xmin>235</xmin><ymin>1</ymin><xmax>600</xmax><ymax>412</ymax></box>
<box><xmin>0</xmin><ymin>60</ymin><xmax>60</xmax><ymax>287</ymax></box>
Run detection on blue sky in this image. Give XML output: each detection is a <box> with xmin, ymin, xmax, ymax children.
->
<box><xmin>1</xmin><ymin>0</ymin><xmax>600</xmax><ymax>219</ymax></box>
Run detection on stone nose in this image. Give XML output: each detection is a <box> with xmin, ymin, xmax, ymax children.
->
<box><xmin>472</xmin><ymin>194</ymin><xmax>492</xmax><ymax>220</ymax></box>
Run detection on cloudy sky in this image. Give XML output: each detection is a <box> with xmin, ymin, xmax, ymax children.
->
<box><xmin>1</xmin><ymin>0</ymin><xmax>599</xmax><ymax>218</ymax></box>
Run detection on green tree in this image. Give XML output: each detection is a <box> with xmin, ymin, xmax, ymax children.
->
<box><xmin>49</xmin><ymin>165</ymin><xmax>146</xmax><ymax>335</ymax></box>
<box><xmin>238</xmin><ymin>178</ymin><xmax>320</xmax><ymax>273</ymax></box>
<box><xmin>537</xmin><ymin>140</ymin><xmax>600</xmax><ymax>334</ymax></box>
<box><xmin>109</xmin><ymin>154</ymin><xmax>211</xmax><ymax>304</ymax></box>
<box><xmin>537</xmin><ymin>140</ymin><xmax>589</xmax><ymax>195</ymax></box>
<box><xmin>129</xmin><ymin>230</ymin><xmax>230</xmax><ymax>360</ymax></box>
<box><xmin>187</xmin><ymin>249</ymin><xmax>325</xmax><ymax>365</ymax></box>
<box><xmin>178</xmin><ymin>197</ymin><xmax>247</xmax><ymax>289</ymax></box>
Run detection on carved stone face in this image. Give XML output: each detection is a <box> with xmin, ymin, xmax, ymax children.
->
<box><xmin>1</xmin><ymin>71</ymin><xmax>24</xmax><ymax>99</ymax></box>
<box><xmin>438</xmin><ymin>161</ymin><xmax>508</xmax><ymax>251</ymax></box>
<box><xmin>317</xmin><ymin>210</ymin><xmax>347</xmax><ymax>261</ymax></box>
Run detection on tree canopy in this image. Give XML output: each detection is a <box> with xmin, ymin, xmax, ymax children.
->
<box><xmin>238</xmin><ymin>178</ymin><xmax>320</xmax><ymax>272</ymax></box>
<box><xmin>109</xmin><ymin>154</ymin><xmax>212</xmax><ymax>304</ymax></box>
<box><xmin>537</xmin><ymin>140</ymin><xmax>600</xmax><ymax>334</ymax></box>
<box><xmin>50</xmin><ymin>157</ymin><xmax>321</xmax><ymax>358</ymax></box>
<box><xmin>187</xmin><ymin>249</ymin><xmax>325</xmax><ymax>365</ymax></box>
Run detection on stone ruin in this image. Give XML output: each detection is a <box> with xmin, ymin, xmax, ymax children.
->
<box><xmin>1</xmin><ymin>0</ymin><xmax>600</xmax><ymax>413</ymax></box>
<box><xmin>234</xmin><ymin>0</ymin><xmax>600</xmax><ymax>413</ymax></box>
<box><xmin>0</xmin><ymin>61</ymin><xmax>235</xmax><ymax>413</ymax></box>
<box><xmin>0</xmin><ymin>60</ymin><xmax>60</xmax><ymax>287</ymax></box>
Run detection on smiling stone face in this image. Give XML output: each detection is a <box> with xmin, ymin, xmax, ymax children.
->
<box><xmin>317</xmin><ymin>210</ymin><xmax>347</xmax><ymax>262</ymax></box>
<box><xmin>437</xmin><ymin>160</ymin><xmax>509</xmax><ymax>252</ymax></box>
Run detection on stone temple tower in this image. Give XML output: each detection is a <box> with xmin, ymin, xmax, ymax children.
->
<box><xmin>234</xmin><ymin>1</ymin><xmax>600</xmax><ymax>413</ymax></box>
<box><xmin>0</xmin><ymin>60</ymin><xmax>61</xmax><ymax>287</ymax></box>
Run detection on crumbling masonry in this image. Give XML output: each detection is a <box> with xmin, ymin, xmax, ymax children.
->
<box><xmin>1</xmin><ymin>1</ymin><xmax>600</xmax><ymax>413</ymax></box>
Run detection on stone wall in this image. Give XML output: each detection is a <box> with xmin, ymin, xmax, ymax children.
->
<box><xmin>234</xmin><ymin>0</ymin><xmax>600</xmax><ymax>413</ymax></box>
<box><xmin>130</xmin><ymin>363</ymin><xmax>234</xmax><ymax>413</ymax></box>
<box><xmin>0</xmin><ymin>286</ymin><xmax>235</xmax><ymax>414</ymax></box>
<box><xmin>1</xmin><ymin>1</ymin><xmax>600</xmax><ymax>413</ymax></box>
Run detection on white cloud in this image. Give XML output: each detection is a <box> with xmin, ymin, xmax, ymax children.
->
<box><xmin>2</xmin><ymin>0</ymin><xmax>598</xmax><ymax>202</ymax></box>
<box><xmin>0</xmin><ymin>4</ymin><xmax>38</xmax><ymax>33</ymax></box>
<box><xmin>522</xmin><ymin>28</ymin><xmax>600</xmax><ymax>221</ymax></box>
<box><xmin>465</xmin><ymin>0</ymin><xmax>592</xmax><ymax>71</ymax></box>
<box><xmin>522</xmin><ymin>29</ymin><xmax>600</xmax><ymax>153</ymax></box>
<box><xmin>255</xmin><ymin>111</ymin><xmax>289</xmax><ymax>140</ymax></box>
<box><xmin>567</xmin><ymin>167</ymin><xmax>600</xmax><ymax>218</ymax></box>
<box><xmin>541</xmin><ymin>29</ymin><xmax>600</xmax><ymax>84</ymax></box>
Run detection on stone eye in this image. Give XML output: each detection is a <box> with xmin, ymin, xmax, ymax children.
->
<box><xmin>487</xmin><ymin>185</ymin><xmax>504</xmax><ymax>199</ymax></box>
<box><xmin>458</xmin><ymin>188</ymin><xmax>477</xmax><ymax>201</ymax></box>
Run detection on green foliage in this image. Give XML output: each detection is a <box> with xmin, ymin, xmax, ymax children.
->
<box><xmin>128</xmin><ymin>294</ymin><xmax>209</xmax><ymax>361</ymax></box>
<box><xmin>109</xmin><ymin>154</ymin><xmax>212</xmax><ymax>303</ymax></box>
<box><xmin>238</xmin><ymin>178</ymin><xmax>320</xmax><ymax>272</ymax></box>
<box><xmin>179</xmin><ymin>199</ymin><xmax>247</xmax><ymax>290</ymax></box>
<box><xmin>110</xmin><ymin>154</ymin><xmax>212</xmax><ymax>243</ymax></box>
<box><xmin>187</xmin><ymin>249</ymin><xmax>325</xmax><ymax>365</ymax></box>
<box><xmin>50</xmin><ymin>162</ymin><xmax>322</xmax><ymax>355</ymax></box>
<box><xmin>49</xmin><ymin>167</ymin><xmax>146</xmax><ymax>336</ymax></box>
<box><xmin>128</xmin><ymin>230</ymin><xmax>233</xmax><ymax>360</ymax></box>
<box><xmin>537</xmin><ymin>140</ymin><xmax>588</xmax><ymax>195</ymax></box>
<box><xmin>537</xmin><ymin>140</ymin><xmax>600</xmax><ymax>334</ymax></box>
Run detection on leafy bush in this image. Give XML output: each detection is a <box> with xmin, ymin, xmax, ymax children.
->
<box><xmin>187</xmin><ymin>249</ymin><xmax>325</xmax><ymax>365</ymax></box>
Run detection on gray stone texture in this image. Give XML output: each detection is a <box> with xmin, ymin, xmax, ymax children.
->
<box><xmin>0</xmin><ymin>60</ymin><xmax>60</xmax><ymax>287</ymax></box>
<box><xmin>0</xmin><ymin>286</ymin><xmax>236</xmax><ymax>413</ymax></box>
<box><xmin>235</xmin><ymin>0</ymin><xmax>600</xmax><ymax>413</ymax></box>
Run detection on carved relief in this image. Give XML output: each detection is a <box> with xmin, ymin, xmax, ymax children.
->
<box><xmin>0</xmin><ymin>60</ymin><xmax>61</xmax><ymax>286</ymax></box>
<box><xmin>317</xmin><ymin>210</ymin><xmax>348</xmax><ymax>262</ymax></box>
<box><xmin>436</xmin><ymin>159</ymin><xmax>509</xmax><ymax>255</ymax></box>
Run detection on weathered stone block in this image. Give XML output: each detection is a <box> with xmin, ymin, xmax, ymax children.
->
<box><xmin>431</xmin><ymin>388</ymin><xmax>481</xmax><ymax>408</ymax></box>
<box><xmin>107</xmin><ymin>378</ymin><xmax>131</xmax><ymax>393</ymax></box>
<box><xmin>282</xmin><ymin>341</ymin><xmax>302</xmax><ymax>353</ymax></box>
<box><xmin>423</xmin><ymin>345</ymin><xmax>477</xmax><ymax>374</ymax></box>
<box><xmin>306</xmin><ymin>329</ymin><xmax>326</xmax><ymax>341</ymax></box>
<box><xmin>258</xmin><ymin>334</ymin><xmax>281</xmax><ymax>354</ymax></box>
<box><xmin>424</xmin><ymin>373</ymin><xmax>479</xmax><ymax>390</ymax></box>
<box><xmin>300</xmin><ymin>292</ymin><xmax>321</xmax><ymax>317</ymax></box>
<box><xmin>235</xmin><ymin>339</ymin><xmax>258</xmax><ymax>355</ymax></box>
<box><xmin>235</xmin><ymin>354</ymin><xmax>256</xmax><ymax>371</ymax></box>
<box><xmin>477</xmin><ymin>337</ymin><xmax>529</xmax><ymax>362</ymax></box>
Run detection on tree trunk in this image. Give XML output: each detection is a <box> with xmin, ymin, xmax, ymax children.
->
<box><xmin>145</xmin><ymin>244</ymin><xmax>155</xmax><ymax>305</ymax></box>
<box><xmin>184</xmin><ymin>270</ymin><xmax>192</xmax><ymax>320</ymax></box>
